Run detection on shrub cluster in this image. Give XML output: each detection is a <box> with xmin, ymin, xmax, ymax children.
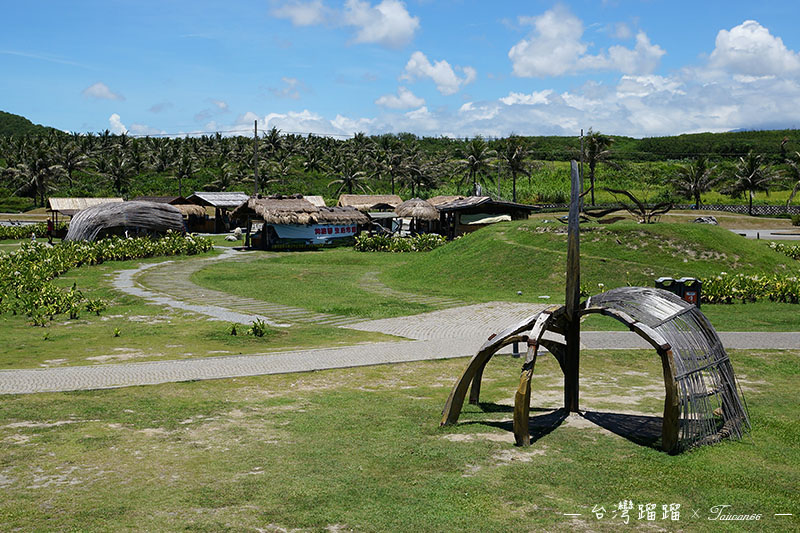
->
<box><xmin>0</xmin><ymin>221</ymin><xmax>67</xmax><ymax>241</ymax></box>
<box><xmin>0</xmin><ymin>232</ymin><xmax>213</xmax><ymax>325</ymax></box>
<box><xmin>791</xmin><ymin>214</ymin><xmax>800</xmax><ymax>227</ymax></box>
<box><xmin>354</xmin><ymin>233</ymin><xmax>447</xmax><ymax>252</ymax></box>
<box><xmin>700</xmin><ymin>272</ymin><xmax>800</xmax><ymax>304</ymax></box>
<box><xmin>769</xmin><ymin>241</ymin><xmax>800</xmax><ymax>260</ymax></box>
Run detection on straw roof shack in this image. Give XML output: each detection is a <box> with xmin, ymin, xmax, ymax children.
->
<box><xmin>395</xmin><ymin>198</ymin><xmax>438</xmax><ymax>220</ymax></box>
<box><xmin>427</xmin><ymin>195</ymin><xmax>464</xmax><ymax>207</ymax></box>
<box><xmin>47</xmin><ymin>197</ymin><xmax>124</xmax><ymax>225</ymax></box>
<box><xmin>337</xmin><ymin>194</ymin><xmax>402</xmax><ymax>212</ymax></box>
<box><xmin>64</xmin><ymin>201</ymin><xmax>184</xmax><ymax>242</ymax></box>
<box><xmin>232</xmin><ymin>196</ymin><xmax>368</xmax><ymax>249</ymax></box>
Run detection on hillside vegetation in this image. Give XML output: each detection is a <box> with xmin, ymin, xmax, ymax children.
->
<box><xmin>1</xmin><ymin>110</ymin><xmax>800</xmax><ymax>211</ymax></box>
<box><xmin>384</xmin><ymin>220</ymin><xmax>798</xmax><ymax>302</ymax></box>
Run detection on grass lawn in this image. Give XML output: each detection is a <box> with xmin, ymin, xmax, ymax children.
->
<box><xmin>0</xmin><ymin>349</ymin><xmax>796</xmax><ymax>531</ymax></box>
<box><xmin>194</xmin><ymin>220</ymin><xmax>800</xmax><ymax>331</ymax></box>
<box><xmin>0</xmin><ymin>252</ymin><xmax>396</xmax><ymax>369</ymax></box>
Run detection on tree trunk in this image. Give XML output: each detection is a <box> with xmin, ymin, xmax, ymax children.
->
<box><xmin>749</xmin><ymin>191</ymin><xmax>753</xmax><ymax>216</ymax></box>
<box><xmin>512</xmin><ymin>171</ymin><xmax>517</xmax><ymax>203</ymax></box>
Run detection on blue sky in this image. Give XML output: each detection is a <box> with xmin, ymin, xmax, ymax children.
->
<box><xmin>2</xmin><ymin>1</ymin><xmax>799</xmax><ymax>138</ymax></box>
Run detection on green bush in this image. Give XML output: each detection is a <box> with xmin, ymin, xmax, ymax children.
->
<box><xmin>791</xmin><ymin>214</ymin><xmax>800</xmax><ymax>227</ymax></box>
<box><xmin>700</xmin><ymin>272</ymin><xmax>800</xmax><ymax>304</ymax></box>
<box><xmin>0</xmin><ymin>221</ymin><xmax>68</xmax><ymax>240</ymax></box>
<box><xmin>768</xmin><ymin>241</ymin><xmax>800</xmax><ymax>260</ymax></box>
<box><xmin>354</xmin><ymin>233</ymin><xmax>447</xmax><ymax>253</ymax></box>
<box><xmin>0</xmin><ymin>232</ymin><xmax>214</xmax><ymax>324</ymax></box>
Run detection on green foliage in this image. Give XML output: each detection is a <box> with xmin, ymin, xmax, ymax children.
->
<box><xmin>354</xmin><ymin>233</ymin><xmax>447</xmax><ymax>252</ymax></box>
<box><xmin>769</xmin><ymin>241</ymin><xmax>800</xmax><ymax>260</ymax></box>
<box><xmin>0</xmin><ymin>110</ymin><xmax>57</xmax><ymax>136</ymax></box>
<box><xmin>0</xmin><ymin>221</ymin><xmax>67</xmax><ymax>240</ymax></box>
<box><xmin>248</xmin><ymin>318</ymin><xmax>269</xmax><ymax>337</ymax></box>
<box><xmin>701</xmin><ymin>272</ymin><xmax>800</xmax><ymax>304</ymax></box>
<box><xmin>0</xmin><ymin>232</ymin><xmax>213</xmax><ymax>324</ymax></box>
<box><xmin>791</xmin><ymin>215</ymin><xmax>800</xmax><ymax>226</ymax></box>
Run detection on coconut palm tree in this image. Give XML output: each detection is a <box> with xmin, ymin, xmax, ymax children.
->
<box><xmin>327</xmin><ymin>153</ymin><xmax>370</xmax><ymax>196</ymax></box>
<box><xmin>785</xmin><ymin>151</ymin><xmax>800</xmax><ymax>206</ymax></box>
<box><xmin>725</xmin><ymin>151</ymin><xmax>781</xmax><ymax>215</ymax></box>
<box><xmin>669</xmin><ymin>157</ymin><xmax>722</xmax><ymax>209</ymax></box>
<box><xmin>582</xmin><ymin>129</ymin><xmax>614</xmax><ymax>206</ymax></box>
<box><xmin>172</xmin><ymin>147</ymin><xmax>197</xmax><ymax>196</ymax></box>
<box><xmin>9</xmin><ymin>144</ymin><xmax>64</xmax><ymax>206</ymax></box>
<box><xmin>499</xmin><ymin>135</ymin><xmax>530</xmax><ymax>203</ymax></box>
<box><xmin>455</xmin><ymin>136</ymin><xmax>496</xmax><ymax>195</ymax></box>
<box><xmin>106</xmin><ymin>148</ymin><xmax>133</xmax><ymax>195</ymax></box>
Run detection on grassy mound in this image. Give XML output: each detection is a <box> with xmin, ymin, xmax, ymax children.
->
<box><xmin>384</xmin><ymin>220</ymin><xmax>798</xmax><ymax>302</ymax></box>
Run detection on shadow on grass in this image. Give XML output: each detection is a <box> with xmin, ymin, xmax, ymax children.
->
<box><xmin>581</xmin><ymin>410</ymin><xmax>663</xmax><ymax>449</ymax></box>
<box><xmin>461</xmin><ymin>405</ymin><xmax>664</xmax><ymax>450</ymax></box>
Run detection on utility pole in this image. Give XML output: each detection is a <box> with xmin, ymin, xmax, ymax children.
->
<box><xmin>579</xmin><ymin>128</ymin><xmax>584</xmax><ymax>212</ymax></box>
<box><xmin>497</xmin><ymin>160</ymin><xmax>501</xmax><ymax>200</ymax></box>
<box><xmin>253</xmin><ymin>120</ymin><xmax>259</xmax><ymax>196</ymax></box>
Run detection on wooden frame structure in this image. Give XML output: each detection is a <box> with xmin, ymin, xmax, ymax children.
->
<box><xmin>440</xmin><ymin>162</ymin><xmax>750</xmax><ymax>453</ymax></box>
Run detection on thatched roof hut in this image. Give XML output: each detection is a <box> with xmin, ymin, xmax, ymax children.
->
<box><xmin>64</xmin><ymin>201</ymin><xmax>184</xmax><ymax>242</ymax></box>
<box><xmin>187</xmin><ymin>191</ymin><xmax>249</xmax><ymax>209</ymax></box>
<box><xmin>427</xmin><ymin>195</ymin><xmax>464</xmax><ymax>207</ymax></box>
<box><xmin>233</xmin><ymin>196</ymin><xmax>368</xmax><ymax>225</ymax></box>
<box><xmin>395</xmin><ymin>198</ymin><xmax>438</xmax><ymax>220</ymax></box>
<box><xmin>337</xmin><ymin>194</ymin><xmax>402</xmax><ymax>212</ymax></box>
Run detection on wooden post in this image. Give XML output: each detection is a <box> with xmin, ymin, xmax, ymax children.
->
<box><xmin>253</xmin><ymin>120</ymin><xmax>259</xmax><ymax>195</ymax></box>
<box><xmin>564</xmin><ymin>160</ymin><xmax>581</xmax><ymax>412</ymax></box>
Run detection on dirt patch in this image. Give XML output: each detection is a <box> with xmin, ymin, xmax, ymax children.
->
<box><xmin>492</xmin><ymin>446</ymin><xmax>547</xmax><ymax>464</ymax></box>
<box><xmin>3</xmin><ymin>434</ymin><xmax>31</xmax><ymax>445</ymax></box>
<box><xmin>86</xmin><ymin>348</ymin><xmax>162</xmax><ymax>363</ymax></box>
<box><xmin>2</xmin><ymin>420</ymin><xmax>91</xmax><ymax>429</ymax></box>
<box><xmin>442</xmin><ymin>432</ymin><xmax>515</xmax><ymax>444</ymax></box>
<box><xmin>40</xmin><ymin>359</ymin><xmax>68</xmax><ymax>367</ymax></box>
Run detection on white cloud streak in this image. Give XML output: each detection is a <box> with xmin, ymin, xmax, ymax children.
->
<box><xmin>83</xmin><ymin>82</ymin><xmax>125</xmax><ymax>101</ymax></box>
<box><xmin>401</xmin><ymin>51</ymin><xmax>476</xmax><ymax>95</ymax></box>
<box><xmin>374</xmin><ymin>86</ymin><xmax>424</xmax><ymax>109</ymax></box>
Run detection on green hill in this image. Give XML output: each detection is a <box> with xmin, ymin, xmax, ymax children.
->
<box><xmin>384</xmin><ymin>220</ymin><xmax>798</xmax><ymax>302</ymax></box>
<box><xmin>0</xmin><ymin>110</ymin><xmax>57</xmax><ymax>137</ymax></box>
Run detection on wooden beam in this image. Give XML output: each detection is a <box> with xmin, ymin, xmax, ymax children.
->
<box><xmin>564</xmin><ymin>160</ymin><xmax>582</xmax><ymax>412</ymax></box>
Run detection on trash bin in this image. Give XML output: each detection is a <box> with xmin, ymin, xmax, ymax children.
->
<box><xmin>678</xmin><ymin>277</ymin><xmax>701</xmax><ymax>308</ymax></box>
<box><xmin>655</xmin><ymin>276</ymin><xmax>701</xmax><ymax>308</ymax></box>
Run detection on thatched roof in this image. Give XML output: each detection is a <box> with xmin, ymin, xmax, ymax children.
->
<box><xmin>435</xmin><ymin>196</ymin><xmax>538</xmax><ymax>212</ymax></box>
<box><xmin>64</xmin><ymin>201</ymin><xmax>184</xmax><ymax>242</ymax></box>
<box><xmin>233</xmin><ymin>196</ymin><xmax>368</xmax><ymax>225</ymax></box>
<box><xmin>317</xmin><ymin>206</ymin><xmax>369</xmax><ymax>224</ymax></box>
<box><xmin>427</xmin><ymin>195</ymin><xmax>464</xmax><ymax>207</ymax></box>
<box><xmin>395</xmin><ymin>198</ymin><xmax>438</xmax><ymax>220</ymax></box>
<box><xmin>172</xmin><ymin>203</ymin><xmax>207</xmax><ymax>217</ymax></box>
<box><xmin>303</xmin><ymin>195</ymin><xmax>326</xmax><ymax>207</ymax></box>
<box><xmin>48</xmin><ymin>197</ymin><xmax>124</xmax><ymax>216</ymax></box>
<box><xmin>337</xmin><ymin>194</ymin><xmax>403</xmax><ymax>211</ymax></box>
<box><xmin>187</xmin><ymin>191</ymin><xmax>249</xmax><ymax>209</ymax></box>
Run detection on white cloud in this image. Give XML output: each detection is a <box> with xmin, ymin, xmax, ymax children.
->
<box><xmin>710</xmin><ymin>20</ymin><xmax>800</xmax><ymax>76</ymax></box>
<box><xmin>509</xmin><ymin>6</ymin><xmax>664</xmax><ymax>77</ymax></box>
<box><xmin>500</xmin><ymin>89</ymin><xmax>553</xmax><ymax>105</ymax></box>
<box><xmin>83</xmin><ymin>82</ymin><xmax>124</xmax><ymax>101</ymax></box>
<box><xmin>344</xmin><ymin>0</ymin><xmax>419</xmax><ymax>48</ymax></box>
<box><xmin>129</xmin><ymin>123</ymin><xmax>166</xmax><ymax>136</ymax></box>
<box><xmin>271</xmin><ymin>0</ymin><xmax>330</xmax><ymax>26</ymax></box>
<box><xmin>375</xmin><ymin>86</ymin><xmax>424</xmax><ymax>109</ymax></box>
<box><xmin>269</xmin><ymin>77</ymin><xmax>305</xmax><ymax>99</ymax></box>
<box><xmin>108</xmin><ymin>113</ymin><xmax>127</xmax><ymax>134</ymax></box>
<box><xmin>401</xmin><ymin>51</ymin><xmax>476</xmax><ymax>95</ymax></box>
<box><xmin>210</xmin><ymin>99</ymin><xmax>229</xmax><ymax>111</ymax></box>
<box><xmin>272</xmin><ymin>0</ymin><xmax>419</xmax><ymax>48</ymax></box>
<box><xmin>612</xmin><ymin>22</ymin><xmax>632</xmax><ymax>40</ymax></box>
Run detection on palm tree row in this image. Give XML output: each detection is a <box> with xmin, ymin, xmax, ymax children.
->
<box><xmin>0</xmin><ymin>128</ymin><xmax>797</xmax><ymax>211</ymax></box>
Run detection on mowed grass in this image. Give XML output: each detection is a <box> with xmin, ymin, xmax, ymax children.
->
<box><xmin>194</xmin><ymin>220</ymin><xmax>800</xmax><ymax>330</ymax></box>
<box><xmin>0</xmin><ymin>349</ymin><xmax>796</xmax><ymax>532</ymax></box>
<box><xmin>0</xmin><ymin>252</ymin><xmax>396</xmax><ymax>369</ymax></box>
<box><xmin>192</xmin><ymin>248</ymin><xmax>437</xmax><ymax>319</ymax></box>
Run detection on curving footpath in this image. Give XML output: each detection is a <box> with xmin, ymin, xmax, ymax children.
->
<box><xmin>1</xmin><ymin>250</ymin><xmax>799</xmax><ymax>395</ymax></box>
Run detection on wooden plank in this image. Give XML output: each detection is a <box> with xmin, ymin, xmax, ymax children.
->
<box><xmin>513</xmin><ymin>342</ymin><xmax>539</xmax><ymax>446</ymax></box>
<box><xmin>564</xmin><ymin>160</ymin><xmax>582</xmax><ymax>412</ymax></box>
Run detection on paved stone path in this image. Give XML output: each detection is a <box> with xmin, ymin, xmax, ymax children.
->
<box><xmin>2</xmin><ymin>250</ymin><xmax>799</xmax><ymax>395</ymax></box>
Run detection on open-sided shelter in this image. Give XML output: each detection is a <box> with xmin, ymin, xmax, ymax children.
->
<box><xmin>64</xmin><ymin>201</ymin><xmax>184</xmax><ymax>242</ymax></box>
<box><xmin>47</xmin><ymin>197</ymin><xmax>124</xmax><ymax>229</ymax></box>
<box><xmin>395</xmin><ymin>198</ymin><xmax>439</xmax><ymax>235</ymax></box>
<box><xmin>232</xmin><ymin>195</ymin><xmax>368</xmax><ymax>250</ymax></box>
<box><xmin>436</xmin><ymin>196</ymin><xmax>538</xmax><ymax>238</ymax></box>
<box><xmin>186</xmin><ymin>191</ymin><xmax>249</xmax><ymax>233</ymax></box>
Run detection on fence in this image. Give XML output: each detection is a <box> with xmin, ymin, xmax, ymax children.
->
<box><xmin>535</xmin><ymin>203</ymin><xmax>800</xmax><ymax>215</ymax></box>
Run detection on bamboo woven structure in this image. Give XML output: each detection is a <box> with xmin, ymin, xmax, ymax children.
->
<box><xmin>395</xmin><ymin>198</ymin><xmax>438</xmax><ymax>220</ymax></box>
<box><xmin>440</xmin><ymin>161</ymin><xmax>750</xmax><ymax>454</ymax></box>
<box><xmin>64</xmin><ymin>201</ymin><xmax>184</xmax><ymax>242</ymax></box>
